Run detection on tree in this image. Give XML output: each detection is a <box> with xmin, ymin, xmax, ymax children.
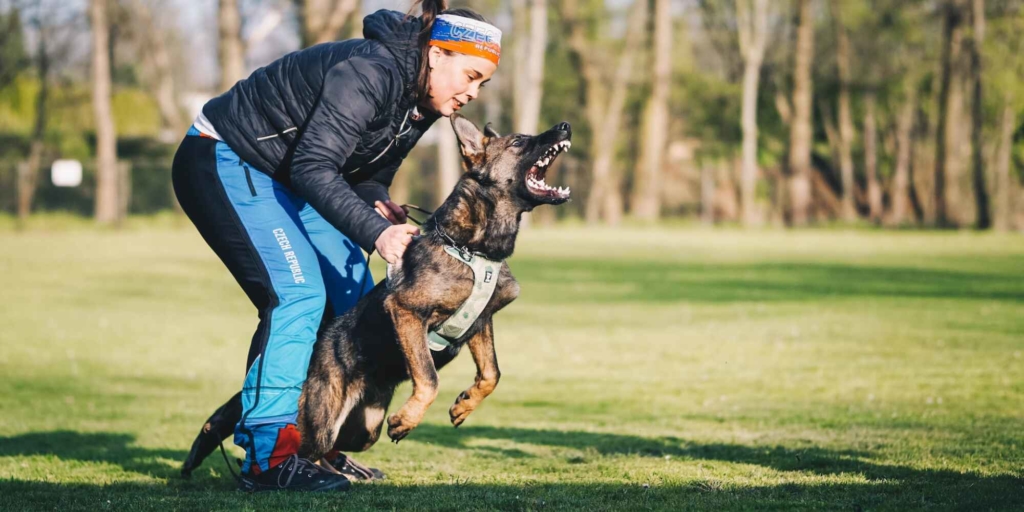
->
<box><xmin>830</xmin><ymin>0</ymin><xmax>857</xmax><ymax>222</ymax></box>
<box><xmin>295</xmin><ymin>0</ymin><xmax>361</xmax><ymax>48</ymax></box>
<box><xmin>219</xmin><ymin>0</ymin><xmax>245</xmax><ymax>92</ymax></box>
<box><xmin>0</xmin><ymin>5</ymin><xmax>27</xmax><ymax>90</ymax></box>
<box><xmin>562</xmin><ymin>0</ymin><xmax>648</xmax><ymax>225</ymax></box>
<box><xmin>18</xmin><ymin>8</ymin><xmax>47</xmax><ymax>225</ymax></box>
<box><xmin>630</xmin><ymin>0</ymin><xmax>672</xmax><ymax>221</ymax></box>
<box><xmin>788</xmin><ymin>0</ymin><xmax>814</xmax><ymax>226</ymax></box>
<box><xmin>91</xmin><ymin>0</ymin><xmax>119</xmax><ymax>225</ymax></box>
<box><xmin>891</xmin><ymin>80</ymin><xmax>917</xmax><ymax>226</ymax></box>
<box><xmin>736</xmin><ymin>0</ymin><xmax>769</xmax><ymax>227</ymax></box>
<box><xmin>935</xmin><ymin>0</ymin><xmax>967</xmax><ymax>227</ymax></box>
<box><xmin>512</xmin><ymin>0</ymin><xmax>546</xmax><ymax>135</ymax></box>
<box><xmin>130</xmin><ymin>0</ymin><xmax>185</xmax><ymax>135</ymax></box>
<box><xmin>968</xmin><ymin>0</ymin><xmax>989</xmax><ymax>228</ymax></box>
<box><xmin>863</xmin><ymin>89</ymin><xmax>881</xmax><ymax>223</ymax></box>
<box><xmin>987</xmin><ymin>6</ymin><xmax>1024</xmax><ymax>232</ymax></box>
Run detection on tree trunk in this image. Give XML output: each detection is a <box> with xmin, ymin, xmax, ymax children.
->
<box><xmin>17</xmin><ymin>20</ymin><xmax>49</xmax><ymax>225</ymax></box>
<box><xmin>91</xmin><ymin>0</ymin><xmax>119</xmax><ymax>225</ymax></box>
<box><xmin>789</xmin><ymin>0</ymin><xmax>814</xmax><ymax>226</ymax></box>
<box><xmin>969</xmin><ymin>0</ymin><xmax>990</xmax><ymax>228</ymax></box>
<box><xmin>568</xmin><ymin>0</ymin><xmax>647</xmax><ymax>225</ymax></box>
<box><xmin>935</xmin><ymin>0</ymin><xmax>966</xmax><ymax>228</ymax></box>
<box><xmin>864</xmin><ymin>91</ymin><xmax>882</xmax><ymax>223</ymax></box>
<box><xmin>737</xmin><ymin>0</ymin><xmax>769</xmax><ymax>227</ymax></box>
<box><xmin>219</xmin><ymin>0</ymin><xmax>245</xmax><ymax>92</ymax></box>
<box><xmin>513</xmin><ymin>0</ymin><xmax>546</xmax><ymax>135</ymax></box>
<box><xmin>630</xmin><ymin>0</ymin><xmax>671</xmax><ymax>221</ymax></box>
<box><xmin>831</xmin><ymin>0</ymin><xmax>857</xmax><ymax>222</ymax></box>
<box><xmin>298</xmin><ymin>0</ymin><xmax>361</xmax><ymax>48</ymax></box>
<box><xmin>436</xmin><ymin>122</ymin><xmax>461</xmax><ymax>205</ymax></box>
<box><xmin>701</xmin><ymin>164</ymin><xmax>715</xmax><ymax>225</ymax></box>
<box><xmin>891</xmin><ymin>82</ymin><xmax>916</xmax><ymax>226</ymax></box>
<box><xmin>994</xmin><ymin>96</ymin><xmax>1015</xmax><ymax>232</ymax></box>
<box><xmin>132</xmin><ymin>0</ymin><xmax>184</xmax><ymax>134</ymax></box>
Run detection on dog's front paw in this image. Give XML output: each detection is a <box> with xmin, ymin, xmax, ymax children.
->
<box><xmin>449</xmin><ymin>391</ymin><xmax>476</xmax><ymax>428</ymax></box>
<box><xmin>387</xmin><ymin>413</ymin><xmax>417</xmax><ymax>443</ymax></box>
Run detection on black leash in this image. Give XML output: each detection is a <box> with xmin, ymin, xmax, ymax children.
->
<box><xmin>219</xmin><ymin>440</ymin><xmax>242</xmax><ymax>483</ymax></box>
<box><xmin>401</xmin><ymin>203</ymin><xmax>432</xmax><ymax>226</ymax></box>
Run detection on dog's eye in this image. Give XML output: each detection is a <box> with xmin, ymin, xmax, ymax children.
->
<box><xmin>511</xmin><ymin>137</ymin><xmax>524</xmax><ymax>147</ymax></box>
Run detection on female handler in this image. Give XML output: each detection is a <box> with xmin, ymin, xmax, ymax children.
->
<box><xmin>171</xmin><ymin>0</ymin><xmax>500</xmax><ymax>492</ymax></box>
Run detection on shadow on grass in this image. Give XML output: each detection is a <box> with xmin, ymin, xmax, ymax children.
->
<box><xmin>514</xmin><ymin>260</ymin><xmax>1024</xmax><ymax>304</ymax></box>
<box><xmin>0</xmin><ymin>431</ymin><xmax>187</xmax><ymax>480</ymax></box>
<box><xmin>1</xmin><ymin>428</ymin><xmax>1020</xmax><ymax>510</ymax></box>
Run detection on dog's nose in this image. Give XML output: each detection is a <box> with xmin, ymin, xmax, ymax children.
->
<box><xmin>556</xmin><ymin>122</ymin><xmax>571</xmax><ymax>137</ymax></box>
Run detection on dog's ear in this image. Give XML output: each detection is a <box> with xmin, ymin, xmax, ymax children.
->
<box><xmin>451</xmin><ymin>113</ymin><xmax>485</xmax><ymax>163</ymax></box>
<box><xmin>483</xmin><ymin>122</ymin><xmax>501</xmax><ymax>139</ymax></box>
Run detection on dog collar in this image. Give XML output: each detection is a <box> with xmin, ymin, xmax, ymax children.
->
<box><xmin>426</xmin><ymin>246</ymin><xmax>502</xmax><ymax>351</ymax></box>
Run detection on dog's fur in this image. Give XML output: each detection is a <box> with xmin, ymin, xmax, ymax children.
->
<box><xmin>181</xmin><ymin>114</ymin><xmax>572</xmax><ymax>475</ymax></box>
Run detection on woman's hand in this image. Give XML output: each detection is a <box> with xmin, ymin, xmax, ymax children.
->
<box><xmin>375</xmin><ymin>224</ymin><xmax>420</xmax><ymax>265</ymax></box>
<box><xmin>375</xmin><ymin>200</ymin><xmax>408</xmax><ymax>225</ymax></box>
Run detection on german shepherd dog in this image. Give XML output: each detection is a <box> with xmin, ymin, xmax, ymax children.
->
<box><xmin>181</xmin><ymin>114</ymin><xmax>572</xmax><ymax>478</ymax></box>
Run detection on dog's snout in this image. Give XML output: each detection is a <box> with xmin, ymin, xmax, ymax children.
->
<box><xmin>556</xmin><ymin>122</ymin><xmax>571</xmax><ymax>134</ymax></box>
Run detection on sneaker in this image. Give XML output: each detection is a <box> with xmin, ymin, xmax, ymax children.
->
<box><xmin>238</xmin><ymin>454</ymin><xmax>351</xmax><ymax>492</ymax></box>
<box><xmin>322</xmin><ymin>451</ymin><xmax>386</xmax><ymax>481</ymax></box>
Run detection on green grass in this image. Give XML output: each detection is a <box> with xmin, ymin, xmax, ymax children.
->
<box><xmin>1</xmin><ymin>221</ymin><xmax>1022</xmax><ymax>510</ymax></box>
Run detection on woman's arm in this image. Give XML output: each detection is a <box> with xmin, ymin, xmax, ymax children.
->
<box><xmin>353</xmin><ymin>160</ymin><xmax>408</xmax><ymax>224</ymax></box>
<box><xmin>290</xmin><ymin>57</ymin><xmax>401</xmax><ymax>252</ymax></box>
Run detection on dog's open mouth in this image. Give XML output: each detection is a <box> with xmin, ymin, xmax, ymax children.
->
<box><xmin>526</xmin><ymin>140</ymin><xmax>571</xmax><ymax>200</ymax></box>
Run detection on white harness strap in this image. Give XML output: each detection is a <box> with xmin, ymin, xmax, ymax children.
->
<box><xmin>426</xmin><ymin>246</ymin><xmax>502</xmax><ymax>351</ymax></box>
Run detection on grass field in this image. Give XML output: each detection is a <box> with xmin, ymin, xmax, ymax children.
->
<box><xmin>1</xmin><ymin>219</ymin><xmax>1022</xmax><ymax>510</ymax></box>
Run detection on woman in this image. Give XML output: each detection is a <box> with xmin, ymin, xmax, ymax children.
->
<box><xmin>171</xmin><ymin>0</ymin><xmax>499</xmax><ymax>492</ymax></box>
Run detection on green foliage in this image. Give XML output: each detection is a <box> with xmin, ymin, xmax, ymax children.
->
<box><xmin>0</xmin><ymin>7</ymin><xmax>28</xmax><ymax>90</ymax></box>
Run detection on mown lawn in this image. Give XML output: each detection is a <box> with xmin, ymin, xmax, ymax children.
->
<box><xmin>0</xmin><ymin>219</ymin><xmax>1022</xmax><ymax>511</ymax></box>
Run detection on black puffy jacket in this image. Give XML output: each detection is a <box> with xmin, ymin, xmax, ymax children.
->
<box><xmin>203</xmin><ymin>10</ymin><xmax>440</xmax><ymax>251</ymax></box>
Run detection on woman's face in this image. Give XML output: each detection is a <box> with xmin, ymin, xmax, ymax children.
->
<box><xmin>423</xmin><ymin>45</ymin><xmax>497</xmax><ymax>117</ymax></box>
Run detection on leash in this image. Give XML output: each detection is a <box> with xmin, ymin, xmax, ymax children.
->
<box><xmin>356</xmin><ymin>203</ymin><xmax>436</xmax><ymax>292</ymax></box>
<box><xmin>218</xmin><ymin>440</ymin><xmax>242</xmax><ymax>483</ymax></box>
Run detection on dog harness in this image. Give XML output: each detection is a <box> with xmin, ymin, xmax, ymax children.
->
<box><xmin>426</xmin><ymin>246</ymin><xmax>502</xmax><ymax>351</ymax></box>
<box><xmin>387</xmin><ymin>243</ymin><xmax>501</xmax><ymax>351</ymax></box>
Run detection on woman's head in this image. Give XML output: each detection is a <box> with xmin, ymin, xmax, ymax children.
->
<box><xmin>412</xmin><ymin>1</ymin><xmax>499</xmax><ymax>117</ymax></box>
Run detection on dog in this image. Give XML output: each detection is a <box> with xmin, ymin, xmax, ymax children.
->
<box><xmin>181</xmin><ymin>114</ymin><xmax>572</xmax><ymax>479</ymax></box>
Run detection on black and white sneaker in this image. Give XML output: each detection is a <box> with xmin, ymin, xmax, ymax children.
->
<box><xmin>321</xmin><ymin>452</ymin><xmax>386</xmax><ymax>481</ymax></box>
<box><xmin>238</xmin><ymin>454</ymin><xmax>351</xmax><ymax>493</ymax></box>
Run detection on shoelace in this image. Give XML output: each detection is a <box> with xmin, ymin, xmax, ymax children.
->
<box><xmin>277</xmin><ymin>454</ymin><xmax>324</xmax><ymax>488</ymax></box>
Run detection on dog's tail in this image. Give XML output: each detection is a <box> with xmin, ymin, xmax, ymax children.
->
<box><xmin>181</xmin><ymin>391</ymin><xmax>242</xmax><ymax>478</ymax></box>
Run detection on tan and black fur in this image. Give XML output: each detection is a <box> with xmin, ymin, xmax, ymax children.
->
<box><xmin>181</xmin><ymin>114</ymin><xmax>572</xmax><ymax>476</ymax></box>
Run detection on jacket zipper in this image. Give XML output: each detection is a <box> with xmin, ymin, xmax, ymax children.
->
<box><xmin>256</xmin><ymin>127</ymin><xmax>297</xmax><ymax>142</ymax></box>
<box><xmin>243</xmin><ymin>164</ymin><xmax>257</xmax><ymax>196</ymax></box>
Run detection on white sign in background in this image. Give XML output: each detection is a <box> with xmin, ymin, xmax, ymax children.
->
<box><xmin>51</xmin><ymin>159</ymin><xmax>83</xmax><ymax>187</ymax></box>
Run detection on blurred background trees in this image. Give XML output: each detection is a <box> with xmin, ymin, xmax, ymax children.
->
<box><xmin>0</xmin><ymin>0</ymin><xmax>1022</xmax><ymax>231</ymax></box>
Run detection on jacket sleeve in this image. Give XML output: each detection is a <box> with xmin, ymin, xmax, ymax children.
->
<box><xmin>290</xmin><ymin>57</ymin><xmax>396</xmax><ymax>252</ymax></box>
<box><xmin>352</xmin><ymin>158</ymin><xmax>400</xmax><ymax>207</ymax></box>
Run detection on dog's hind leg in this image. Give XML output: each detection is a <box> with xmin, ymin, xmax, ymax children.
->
<box><xmin>332</xmin><ymin>386</ymin><xmax>394</xmax><ymax>453</ymax></box>
<box><xmin>297</xmin><ymin>363</ymin><xmax>361</xmax><ymax>461</ymax></box>
<box><xmin>181</xmin><ymin>391</ymin><xmax>243</xmax><ymax>477</ymax></box>
<box><xmin>321</xmin><ymin>390</ymin><xmax>393</xmax><ymax>481</ymax></box>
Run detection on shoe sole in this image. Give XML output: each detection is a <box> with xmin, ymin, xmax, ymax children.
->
<box><xmin>238</xmin><ymin>478</ymin><xmax>351</xmax><ymax>493</ymax></box>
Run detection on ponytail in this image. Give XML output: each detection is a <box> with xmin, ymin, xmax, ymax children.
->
<box><xmin>411</xmin><ymin>0</ymin><xmax>448</xmax><ymax>31</ymax></box>
<box><xmin>409</xmin><ymin>0</ymin><xmax>489</xmax><ymax>103</ymax></box>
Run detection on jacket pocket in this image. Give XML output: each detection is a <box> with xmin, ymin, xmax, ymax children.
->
<box><xmin>243</xmin><ymin>165</ymin><xmax>257</xmax><ymax>196</ymax></box>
